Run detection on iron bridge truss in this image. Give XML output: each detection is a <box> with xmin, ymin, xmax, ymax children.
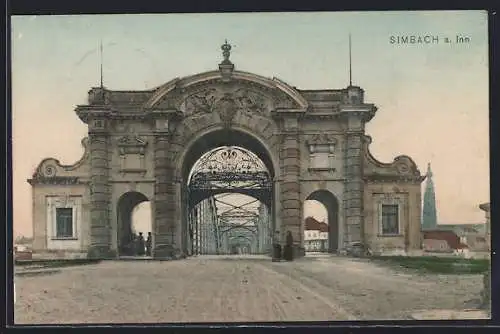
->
<box><xmin>188</xmin><ymin>146</ymin><xmax>272</xmax><ymax>206</ymax></box>
<box><xmin>187</xmin><ymin>147</ymin><xmax>273</xmax><ymax>255</ymax></box>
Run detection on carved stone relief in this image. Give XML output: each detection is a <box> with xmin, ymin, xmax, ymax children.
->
<box><xmin>305</xmin><ymin>134</ymin><xmax>338</xmax><ymax>172</ymax></box>
<box><xmin>183</xmin><ymin>88</ymin><xmax>219</xmax><ymax>115</ymax></box>
<box><xmin>233</xmin><ymin>88</ymin><xmax>269</xmax><ymax>114</ymax></box>
<box><xmin>306</xmin><ymin>134</ymin><xmax>337</xmax><ymax>153</ymax></box>
<box><xmin>179</xmin><ymin>85</ymin><xmax>291</xmax><ymax>119</ymax></box>
<box><xmin>117</xmin><ymin>135</ymin><xmax>148</xmax><ymax>174</ymax></box>
<box><xmin>216</xmin><ymin>93</ymin><xmax>239</xmax><ymax>127</ymax></box>
<box><xmin>44</xmin><ymin>165</ymin><xmax>57</xmax><ymax>177</ymax></box>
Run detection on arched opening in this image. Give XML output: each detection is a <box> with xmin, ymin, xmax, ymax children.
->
<box><xmin>303</xmin><ymin>190</ymin><xmax>339</xmax><ymax>253</ymax></box>
<box><xmin>180</xmin><ymin>129</ymin><xmax>276</xmax><ymax>257</ymax></box>
<box><xmin>117</xmin><ymin>191</ymin><xmax>152</xmax><ymax>257</ymax></box>
<box><xmin>189</xmin><ymin>192</ymin><xmax>271</xmax><ymax>255</ymax></box>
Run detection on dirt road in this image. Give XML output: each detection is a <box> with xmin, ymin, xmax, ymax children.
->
<box><xmin>13</xmin><ymin>255</ymin><xmax>483</xmax><ymax>324</ymax></box>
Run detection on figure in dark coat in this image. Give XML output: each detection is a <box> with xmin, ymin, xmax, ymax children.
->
<box><xmin>136</xmin><ymin>232</ymin><xmax>146</xmax><ymax>256</ymax></box>
<box><xmin>272</xmin><ymin>231</ymin><xmax>282</xmax><ymax>261</ymax></box>
<box><xmin>283</xmin><ymin>231</ymin><xmax>294</xmax><ymax>261</ymax></box>
<box><xmin>129</xmin><ymin>233</ymin><xmax>138</xmax><ymax>256</ymax></box>
<box><xmin>146</xmin><ymin>232</ymin><xmax>152</xmax><ymax>256</ymax></box>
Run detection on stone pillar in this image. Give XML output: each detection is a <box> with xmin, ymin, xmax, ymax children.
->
<box><xmin>343</xmin><ymin>131</ymin><xmax>363</xmax><ymax>246</ymax></box>
<box><xmin>279</xmin><ymin>113</ymin><xmax>304</xmax><ymax>258</ymax></box>
<box><xmin>153</xmin><ymin>119</ymin><xmax>181</xmax><ymax>259</ymax></box>
<box><xmin>87</xmin><ymin>119</ymin><xmax>113</xmax><ymax>259</ymax></box>
<box><xmin>340</xmin><ymin>86</ymin><xmax>373</xmax><ymax>253</ymax></box>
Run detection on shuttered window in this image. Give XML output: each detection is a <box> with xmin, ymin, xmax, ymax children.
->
<box><xmin>56</xmin><ymin>208</ymin><xmax>73</xmax><ymax>238</ymax></box>
<box><xmin>381</xmin><ymin>204</ymin><xmax>399</xmax><ymax>235</ymax></box>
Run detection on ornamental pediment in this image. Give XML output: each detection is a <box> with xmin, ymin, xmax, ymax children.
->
<box><xmin>362</xmin><ymin>135</ymin><xmax>425</xmax><ymax>183</ymax></box>
<box><xmin>143</xmin><ymin>70</ymin><xmax>309</xmax><ymax>113</ymax></box>
<box><xmin>117</xmin><ymin>136</ymin><xmax>148</xmax><ymax>156</ymax></box>
<box><xmin>117</xmin><ymin>135</ymin><xmax>147</xmax><ymax>147</ymax></box>
<box><xmin>305</xmin><ymin>134</ymin><xmax>338</xmax><ymax>146</ymax></box>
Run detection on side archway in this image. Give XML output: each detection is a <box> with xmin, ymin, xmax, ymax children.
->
<box><xmin>305</xmin><ymin>190</ymin><xmax>340</xmax><ymax>253</ymax></box>
<box><xmin>116</xmin><ymin>191</ymin><xmax>151</xmax><ymax>256</ymax></box>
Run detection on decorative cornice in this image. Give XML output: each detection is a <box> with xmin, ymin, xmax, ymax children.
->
<box><xmin>27</xmin><ymin>176</ymin><xmax>83</xmax><ymax>186</ymax></box>
<box><xmin>338</xmin><ymin>104</ymin><xmax>377</xmax><ymax>122</ymax></box>
<box><xmin>479</xmin><ymin>202</ymin><xmax>490</xmax><ymax>212</ymax></box>
<box><xmin>303</xmin><ymin>113</ymin><xmax>343</xmax><ymax>120</ymax></box>
<box><xmin>363</xmin><ymin>176</ymin><xmax>425</xmax><ymax>184</ymax></box>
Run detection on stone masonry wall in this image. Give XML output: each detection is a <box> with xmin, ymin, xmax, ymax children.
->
<box><xmin>88</xmin><ymin>129</ymin><xmax>113</xmax><ymax>258</ymax></box>
<box><xmin>343</xmin><ymin>132</ymin><xmax>364</xmax><ymax>247</ymax></box>
<box><xmin>153</xmin><ymin>133</ymin><xmax>179</xmax><ymax>258</ymax></box>
<box><xmin>279</xmin><ymin>116</ymin><xmax>304</xmax><ymax>256</ymax></box>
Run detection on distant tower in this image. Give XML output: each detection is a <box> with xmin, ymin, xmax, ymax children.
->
<box><xmin>422</xmin><ymin>163</ymin><xmax>438</xmax><ymax>230</ymax></box>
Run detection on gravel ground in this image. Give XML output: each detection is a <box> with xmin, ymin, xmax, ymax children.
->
<box><xmin>13</xmin><ymin>255</ymin><xmax>485</xmax><ymax>324</ymax></box>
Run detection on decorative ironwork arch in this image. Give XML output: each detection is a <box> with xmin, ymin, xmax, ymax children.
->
<box><xmin>188</xmin><ymin>146</ymin><xmax>271</xmax><ymax>190</ymax></box>
<box><xmin>187</xmin><ymin>146</ymin><xmax>273</xmax><ymax>256</ymax></box>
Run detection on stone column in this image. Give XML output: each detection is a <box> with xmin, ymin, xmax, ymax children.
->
<box><xmin>279</xmin><ymin>113</ymin><xmax>304</xmax><ymax>258</ymax></box>
<box><xmin>340</xmin><ymin>86</ymin><xmax>373</xmax><ymax>253</ymax></box>
<box><xmin>153</xmin><ymin>117</ymin><xmax>181</xmax><ymax>259</ymax></box>
<box><xmin>343</xmin><ymin>130</ymin><xmax>363</xmax><ymax>246</ymax></box>
<box><xmin>87</xmin><ymin>119</ymin><xmax>113</xmax><ymax>259</ymax></box>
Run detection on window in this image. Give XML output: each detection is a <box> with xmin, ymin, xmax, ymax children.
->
<box><xmin>56</xmin><ymin>208</ymin><xmax>73</xmax><ymax>238</ymax></box>
<box><xmin>381</xmin><ymin>204</ymin><xmax>399</xmax><ymax>235</ymax></box>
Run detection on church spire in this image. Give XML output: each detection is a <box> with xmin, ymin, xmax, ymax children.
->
<box><xmin>422</xmin><ymin>162</ymin><xmax>438</xmax><ymax>230</ymax></box>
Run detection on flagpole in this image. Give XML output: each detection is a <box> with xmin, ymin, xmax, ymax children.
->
<box><xmin>99</xmin><ymin>40</ymin><xmax>103</xmax><ymax>88</ymax></box>
<box><xmin>349</xmin><ymin>33</ymin><xmax>352</xmax><ymax>87</ymax></box>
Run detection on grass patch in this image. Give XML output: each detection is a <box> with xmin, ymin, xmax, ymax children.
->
<box><xmin>371</xmin><ymin>255</ymin><xmax>490</xmax><ymax>274</ymax></box>
<box><xmin>15</xmin><ymin>258</ymin><xmax>101</xmax><ymax>268</ymax></box>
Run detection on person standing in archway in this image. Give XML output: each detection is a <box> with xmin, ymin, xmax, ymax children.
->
<box><xmin>284</xmin><ymin>231</ymin><xmax>294</xmax><ymax>261</ymax></box>
<box><xmin>146</xmin><ymin>232</ymin><xmax>152</xmax><ymax>256</ymax></box>
<box><xmin>272</xmin><ymin>230</ymin><xmax>281</xmax><ymax>262</ymax></box>
<box><xmin>137</xmin><ymin>232</ymin><xmax>146</xmax><ymax>256</ymax></box>
<box><xmin>130</xmin><ymin>232</ymin><xmax>138</xmax><ymax>256</ymax></box>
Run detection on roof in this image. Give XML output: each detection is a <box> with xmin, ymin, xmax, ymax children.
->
<box><xmin>433</xmin><ymin>223</ymin><xmax>486</xmax><ymax>235</ymax></box>
<box><xmin>305</xmin><ymin>217</ymin><xmax>329</xmax><ymax>232</ymax></box>
<box><xmin>423</xmin><ymin>230</ymin><xmax>466</xmax><ymax>249</ymax></box>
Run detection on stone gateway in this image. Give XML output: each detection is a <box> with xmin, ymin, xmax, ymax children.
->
<box><xmin>28</xmin><ymin>42</ymin><xmax>425</xmax><ymax>259</ymax></box>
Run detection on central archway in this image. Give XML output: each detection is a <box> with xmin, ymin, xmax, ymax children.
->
<box><xmin>179</xmin><ymin>128</ymin><xmax>277</xmax><ymax>256</ymax></box>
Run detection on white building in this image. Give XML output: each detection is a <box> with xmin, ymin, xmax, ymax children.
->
<box><xmin>303</xmin><ymin>217</ymin><xmax>329</xmax><ymax>252</ymax></box>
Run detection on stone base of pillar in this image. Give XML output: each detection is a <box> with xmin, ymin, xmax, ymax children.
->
<box><xmin>293</xmin><ymin>245</ymin><xmax>306</xmax><ymax>258</ymax></box>
<box><xmin>153</xmin><ymin>245</ymin><xmax>186</xmax><ymax>260</ymax></box>
<box><xmin>87</xmin><ymin>246</ymin><xmax>116</xmax><ymax>260</ymax></box>
<box><xmin>480</xmin><ymin>271</ymin><xmax>491</xmax><ymax>310</ymax></box>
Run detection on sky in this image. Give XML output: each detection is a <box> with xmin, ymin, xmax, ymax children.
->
<box><xmin>11</xmin><ymin>11</ymin><xmax>489</xmax><ymax>237</ymax></box>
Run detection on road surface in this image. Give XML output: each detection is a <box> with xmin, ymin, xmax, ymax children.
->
<box><xmin>14</xmin><ymin>255</ymin><xmax>483</xmax><ymax>323</ymax></box>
